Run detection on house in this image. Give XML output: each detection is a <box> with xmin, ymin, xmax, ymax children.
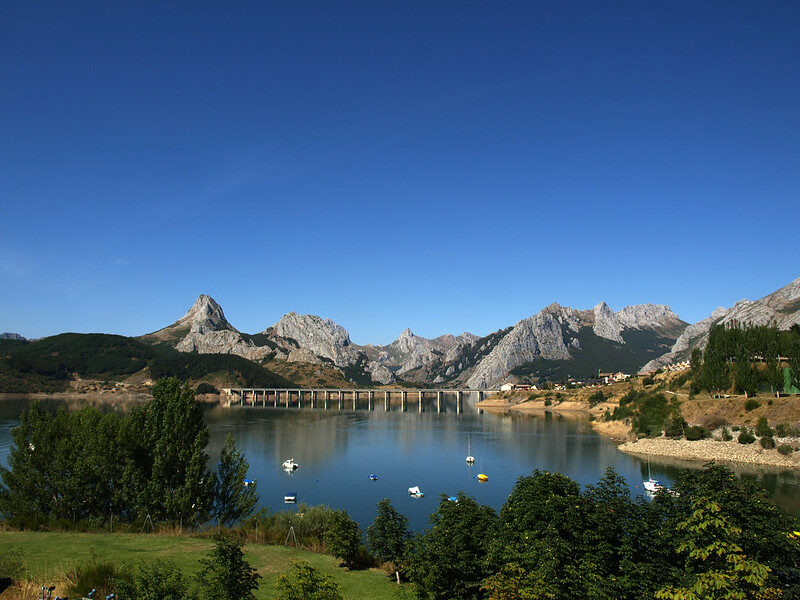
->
<box><xmin>500</xmin><ymin>382</ymin><xmax>534</xmax><ymax>392</ymax></box>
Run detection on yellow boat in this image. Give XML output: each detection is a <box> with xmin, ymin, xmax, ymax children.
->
<box><xmin>477</xmin><ymin>473</ymin><xmax>489</xmax><ymax>482</ymax></box>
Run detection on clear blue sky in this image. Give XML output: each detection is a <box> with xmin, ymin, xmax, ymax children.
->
<box><xmin>2</xmin><ymin>1</ymin><xmax>799</xmax><ymax>344</ymax></box>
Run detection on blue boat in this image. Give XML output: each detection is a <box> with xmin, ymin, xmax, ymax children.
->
<box><xmin>369</xmin><ymin>473</ymin><xmax>379</xmax><ymax>481</ymax></box>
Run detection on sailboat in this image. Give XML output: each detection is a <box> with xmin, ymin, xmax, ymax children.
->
<box><xmin>466</xmin><ymin>435</ymin><xmax>475</xmax><ymax>464</ymax></box>
<box><xmin>643</xmin><ymin>462</ymin><xmax>667</xmax><ymax>494</ymax></box>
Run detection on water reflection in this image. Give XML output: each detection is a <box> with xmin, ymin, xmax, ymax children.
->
<box><xmin>2</xmin><ymin>397</ymin><xmax>799</xmax><ymax>530</ymax></box>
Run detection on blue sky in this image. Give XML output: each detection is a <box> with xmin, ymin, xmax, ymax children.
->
<box><xmin>2</xmin><ymin>1</ymin><xmax>799</xmax><ymax>344</ymax></box>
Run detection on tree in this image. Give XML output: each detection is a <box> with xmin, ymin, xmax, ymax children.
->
<box><xmin>274</xmin><ymin>561</ymin><xmax>343</xmax><ymax>600</ymax></box>
<box><xmin>324</xmin><ymin>510</ymin><xmax>362</xmax><ymax>569</ymax></box>
<box><xmin>195</xmin><ymin>536</ymin><xmax>260</xmax><ymax>600</ymax></box>
<box><xmin>765</xmin><ymin>355</ymin><xmax>784</xmax><ymax>397</ymax></box>
<box><xmin>114</xmin><ymin>560</ymin><xmax>188</xmax><ymax>600</ymax></box>
<box><xmin>654</xmin><ymin>497</ymin><xmax>778</xmax><ymax>600</ymax></box>
<box><xmin>407</xmin><ymin>492</ymin><xmax>496</xmax><ymax>600</ymax></box>
<box><xmin>122</xmin><ymin>377</ymin><xmax>215</xmax><ymax>525</ymax></box>
<box><xmin>701</xmin><ymin>326</ymin><xmax>731</xmax><ymax>395</ymax></box>
<box><xmin>733</xmin><ymin>353</ymin><xmax>758</xmax><ymax>397</ymax></box>
<box><xmin>486</xmin><ymin>471</ymin><xmax>606</xmax><ymax>600</ymax></box>
<box><xmin>366</xmin><ymin>498</ymin><xmax>410</xmax><ymax>584</ymax></box>
<box><xmin>214</xmin><ymin>433</ymin><xmax>258</xmax><ymax>527</ymax></box>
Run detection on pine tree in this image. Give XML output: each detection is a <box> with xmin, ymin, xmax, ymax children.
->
<box><xmin>214</xmin><ymin>433</ymin><xmax>258</xmax><ymax>527</ymax></box>
<box><xmin>366</xmin><ymin>498</ymin><xmax>410</xmax><ymax>584</ymax></box>
<box><xmin>195</xmin><ymin>536</ymin><xmax>260</xmax><ymax>600</ymax></box>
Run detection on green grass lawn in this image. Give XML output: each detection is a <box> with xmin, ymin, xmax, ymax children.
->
<box><xmin>0</xmin><ymin>530</ymin><xmax>412</xmax><ymax>600</ymax></box>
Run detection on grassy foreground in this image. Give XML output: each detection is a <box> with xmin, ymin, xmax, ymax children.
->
<box><xmin>0</xmin><ymin>530</ymin><xmax>412</xmax><ymax>600</ymax></box>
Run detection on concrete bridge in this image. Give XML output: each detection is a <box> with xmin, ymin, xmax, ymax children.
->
<box><xmin>222</xmin><ymin>388</ymin><xmax>500</xmax><ymax>414</ymax></box>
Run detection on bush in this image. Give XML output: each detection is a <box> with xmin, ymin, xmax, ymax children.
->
<box><xmin>323</xmin><ymin>510</ymin><xmax>363</xmax><ymax>569</ymax></box>
<box><xmin>744</xmin><ymin>399</ymin><xmax>761</xmax><ymax>411</ymax></box>
<box><xmin>114</xmin><ymin>560</ymin><xmax>187</xmax><ymax>600</ymax></box>
<box><xmin>587</xmin><ymin>390</ymin><xmax>606</xmax><ymax>407</ymax></box>
<box><xmin>738</xmin><ymin>430</ymin><xmax>756</xmax><ymax>445</ymax></box>
<box><xmin>196</xmin><ymin>382</ymin><xmax>219</xmax><ymax>395</ymax></box>
<box><xmin>778</xmin><ymin>444</ymin><xmax>794</xmax><ymax>456</ymax></box>
<box><xmin>755</xmin><ymin>416</ymin><xmax>773</xmax><ymax>438</ymax></box>
<box><xmin>760</xmin><ymin>436</ymin><xmax>776</xmax><ymax>449</ymax></box>
<box><xmin>665</xmin><ymin>415</ymin><xmax>688</xmax><ymax>438</ymax></box>
<box><xmin>65</xmin><ymin>559</ymin><xmax>129</xmax><ymax>598</ymax></box>
<box><xmin>700</xmin><ymin>415</ymin><xmax>727</xmax><ymax>430</ymax></box>
<box><xmin>275</xmin><ymin>561</ymin><xmax>343</xmax><ymax>600</ymax></box>
<box><xmin>544</xmin><ymin>398</ymin><xmax>552</xmax><ymax>406</ymax></box>
<box><xmin>721</xmin><ymin>427</ymin><xmax>733</xmax><ymax>441</ymax></box>
<box><xmin>684</xmin><ymin>425</ymin><xmax>710</xmax><ymax>441</ymax></box>
<box><xmin>775</xmin><ymin>423</ymin><xmax>800</xmax><ymax>438</ymax></box>
<box><xmin>642</xmin><ymin>377</ymin><xmax>655</xmax><ymax>386</ymax></box>
<box><xmin>195</xmin><ymin>537</ymin><xmax>261</xmax><ymax>600</ymax></box>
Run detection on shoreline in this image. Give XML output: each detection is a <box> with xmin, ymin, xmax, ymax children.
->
<box><xmin>476</xmin><ymin>396</ymin><xmax>800</xmax><ymax>470</ymax></box>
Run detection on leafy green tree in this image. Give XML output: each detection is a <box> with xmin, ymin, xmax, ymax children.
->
<box><xmin>408</xmin><ymin>492</ymin><xmax>496</xmax><ymax>600</ymax></box>
<box><xmin>486</xmin><ymin>470</ymin><xmax>606</xmax><ymax>600</ymax></box>
<box><xmin>733</xmin><ymin>353</ymin><xmax>758</xmax><ymax>397</ymax></box>
<box><xmin>274</xmin><ymin>561</ymin><xmax>343</xmax><ymax>600</ymax></box>
<box><xmin>195</xmin><ymin>536</ymin><xmax>260</xmax><ymax>600</ymax></box>
<box><xmin>114</xmin><ymin>560</ymin><xmax>188</xmax><ymax>600</ymax></box>
<box><xmin>366</xmin><ymin>498</ymin><xmax>410</xmax><ymax>584</ymax></box>
<box><xmin>323</xmin><ymin>510</ymin><xmax>362</xmax><ymax>569</ymax></box>
<box><xmin>655</xmin><ymin>497</ymin><xmax>777</xmax><ymax>600</ymax></box>
<box><xmin>122</xmin><ymin>377</ymin><xmax>215</xmax><ymax>525</ymax></box>
<box><xmin>765</xmin><ymin>355</ymin><xmax>784</xmax><ymax>396</ymax></box>
<box><xmin>214</xmin><ymin>433</ymin><xmax>258</xmax><ymax>527</ymax></box>
<box><xmin>701</xmin><ymin>326</ymin><xmax>731</xmax><ymax>395</ymax></box>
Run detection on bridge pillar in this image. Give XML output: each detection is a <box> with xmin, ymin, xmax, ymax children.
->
<box><xmin>384</xmin><ymin>390</ymin><xmax>389</xmax><ymax>411</ymax></box>
<box><xmin>437</xmin><ymin>391</ymin><xmax>442</xmax><ymax>413</ymax></box>
<box><xmin>312</xmin><ymin>390</ymin><xmax>316</xmax><ymax>409</ymax></box>
<box><xmin>401</xmin><ymin>391</ymin><xmax>406</xmax><ymax>412</ymax></box>
<box><xmin>477</xmin><ymin>391</ymin><xmax>483</xmax><ymax>402</ymax></box>
<box><xmin>368</xmin><ymin>390</ymin><xmax>373</xmax><ymax>410</ymax></box>
<box><xmin>325</xmin><ymin>390</ymin><xmax>329</xmax><ymax>409</ymax></box>
<box><xmin>353</xmin><ymin>390</ymin><xmax>357</xmax><ymax>410</ymax></box>
<box><xmin>338</xmin><ymin>390</ymin><xmax>342</xmax><ymax>410</ymax></box>
<box><xmin>419</xmin><ymin>390</ymin><xmax>423</xmax><ymax>413</ymax></box>
<box><xmin>457</xmin><ymin>391</ymin><xmax>462</xmax><ymax>414</ymax></box>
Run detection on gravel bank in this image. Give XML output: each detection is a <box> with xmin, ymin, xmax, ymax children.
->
<box><xmin>619</xmin><ymin>437</ymin><xmax>800</xmax><ymax>469</ymax></box>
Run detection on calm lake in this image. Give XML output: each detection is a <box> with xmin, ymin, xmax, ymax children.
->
<box><xmin>2</xmin><ymin>395</ymin><xmax>799</xmax><ymax>530</ymax></box>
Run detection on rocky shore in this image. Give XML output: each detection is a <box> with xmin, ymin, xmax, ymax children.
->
<box><xmin>619</xmin><ymin>437</ymin><xmax>800</xmax><ymax>469</ymax></box>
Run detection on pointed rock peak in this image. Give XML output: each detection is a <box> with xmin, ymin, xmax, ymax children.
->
<box><xmin>397</xmin><ymin>328</ymin><xmax>416</xmax><ymax>340</ymax></box>
<box><xmin>180</xmin><ymin>294</ymin><xmax>233</xmax><ymax>334</ymax></box>
<box><xmin>594</xmin><ymin>301</ymin><xmax>613</xmax><ymax>312</ymax></box>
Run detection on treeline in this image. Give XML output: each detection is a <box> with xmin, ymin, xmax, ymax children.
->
<box><xmin>0</xmin><ymin>333</ymin><xmax>291</xmax><ymax>392</ymax></box>
<box><xmin>692</xmin><ymin>322</ymin><xmax>800</xmax><ymax>396</ymax></box>
<box><xmin>0</xmin><ymin>378</ymin><xmax>258</xmax><ymax>527</ymax></box>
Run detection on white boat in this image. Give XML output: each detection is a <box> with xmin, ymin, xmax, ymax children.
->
<box><xmin>284</xmin><ymin>492</ymin><xmax>297</xmax><ymax>503</ymax></box>
<box><xmin>466</xmin><ymin>435</ymin><xmax>475</xmax><ymax>464</ymax></box>
<box><xmin>408</xmin><ymin>485</ymin><xmax>424</xmax><ymax>498</ymax></box>
<box><xmin>643</xmin><ymin>462</ymin><xmax>676</xmax><ymax>495</ymax></box>
<box><xmin>282</xmin><ymin>458</ymin><xmax>299</xmax><ymax>470</ymax></box>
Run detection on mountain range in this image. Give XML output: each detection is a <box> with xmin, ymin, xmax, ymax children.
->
<box><xmin>641</xmin><ymin>275</ymin><xmax>800</xmax><ymax>372</ymax></box>
<box><xmin>135</xmin><ymin>294</ymin><xmax>688</xmax><ymax>388</ymax></box>
<box><xmin>3</xmin><ymin>275</ymin><xmax>799</xmax><ymax>392</ymax></box>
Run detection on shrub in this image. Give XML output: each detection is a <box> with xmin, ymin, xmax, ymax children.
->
<box><xmin>744</xmin><ymin>399</ymin><xmax>760</xmax><ymax>411</ymax></box>
<box><xmin>195</xmin><ymin>537</ymin><xmax>261</xmax><ymax>600</ymax></box>
<box><xmin>196</xmin><ymin>382</ymin><xmax>219</xmax><ymax>395</ymax></box>
<box><xmin>775</xmin><ymin>423</ymin><xmax>800</xmax><ymax>438</ymax></box>
<box><xmin>778</xmin><ymin>444</ymin><xmax>794</xmax><ymax>456</ymax></box>
<box><xmin>755</xmin><ymin>416</ymin><xmax>773</xmax><ymax>438</ymax></box>
<box><xmin>665</xmin><ymin>415</ymin><xmax>688</xmax><ymax>438</ymax></box>
<box><xmin>642</xmin><ymin>377</ymin><xmax>655</xmax><ymax>386</ymax></box>
<box><xmin>587</xmin><ymin>390</ymin><xmax>606</xmax><ymax>407</ymax></box>
<box><xmin>701</xmin><ymin>415</ymin><xmax>727</xmax><ymax>430</ymax></box>
<box><xmin>732</xmin><ymin>425</ymin><xmax>741</xmax><ymax>432</ymax></box>
<box><xmin>721</xmin><ymin>427</ymin><xmax>733</xmax><ymax>441</ymax></box>
<box><xmin>738</xmin><ymin>430</ymin><xmax>756</xmax><ymax>445</ymax></box>
<box><xmin>543</xmin><ymin>398</ymin><xmax>552</xmax><ymax>406</ymax></box>
<box><xmin>760</xmin><ymin>436</ymin><xmax>776</xmax><ymax>449</ymax></box>
<box><xmin>275</xmin><ymin>561</ymin><xmax>343</xmax><ymax>600</ymax></box>
<box><xmin>684</xmin><ymin>425</ymin><xmax>710</xmax><ymax>441</ymax></box>
<box><xmin>323</xmin><ymin>510</ymin><xmax>363</xmax><ymax>569</ymax></box>
<box><xmin>65</xmin><ymin>559</ymin><xmax>129</xmax><ymax>598</ymax></box>
<box><xmin>114</xmin><ymin>560</ymin><xmax>187</xmax><ymax>600</ymax></box>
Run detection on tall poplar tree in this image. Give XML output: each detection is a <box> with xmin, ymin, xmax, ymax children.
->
<box><xmin>214</xmin><ymin>433</ymin><xmax>258</xmax><ymax>527</ymax></box>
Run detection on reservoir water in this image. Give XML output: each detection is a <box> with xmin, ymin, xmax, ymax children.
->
<box><xmin>1</xmin><ymin>396</ymin><xmax>799</xmax><ymax>530</ymax></box>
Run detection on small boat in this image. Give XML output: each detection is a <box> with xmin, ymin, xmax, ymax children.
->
<box><xmin>408</xmin><ymin>485</ymin><xmax>424</xmax><ymax>498</ymax></box>
<box><xmin>466</xmin><ymin>435</ymin><xmax>475</xmax><ymax>464</ymax></box>
<box><xmin>369</xmin><ymin>473</ymin><xmax>379</xmax><ymax>481</ymax></box>
<box><xmin>243</xmin><ymin>478</ymin><xmax>256</xmax><ymax>487</ymax></box>
<box><xmin>447</xmin><ymin>496</ymin><xmax>459</xmax><ymax>502</ymax></box>
<box><xmin>284</xmin><ymin>492</ymin><xmax>297</xmax><ymax>503</ymax></box>
<box><xmin>282</xmin><ymin>458</ymin><xmax>299</xmax><ymax>470</ymax></box>
<box><xmin>643</xmin><ymin>462</ymin><xmax>676</xmax><ymax>495</ymax></box>
<box><xmin>477</xmin><ymin>473</ymin><xmax>489</xmax><ymax>482</ymax></box>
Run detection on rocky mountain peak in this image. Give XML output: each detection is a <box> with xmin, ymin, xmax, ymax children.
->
<box><xmin>592</xmin><ymin>302</ymin><xmax>624</xmax><ymax>343</ymax></box>
<box><xmin>0</xmin><ymin>332</ymin><xmax>25</xmax><ymax>340</ymax></box>
<box><xmin>181</xmin><ymin>294</ymin><xmax>233</xmax><ymax>334</ymax></box>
